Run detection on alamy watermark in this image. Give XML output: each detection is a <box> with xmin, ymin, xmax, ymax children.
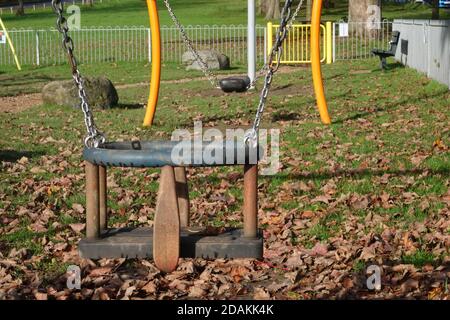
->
<box><xmin>67</xmin><ymin>5</ymin><xmax>81</xmax><ymax>31</ymax></box>
<box><xmin>66</xmin><ymin>265</ymin><xmax>81</xmax><ymax>290</ymax></box>
<box><xmin>366</xmin><ymin>265</ymin><xmax>382</xmax><ymax>291</ymax></box>
<box><xmin>170</xmin><ymin>121</ymin><xmax>280</xmax><ymax>175</ymax></box>
<box><xmin>366</xmin><ymin>5</ymin><xmax>382</xmax><ymax>30</ymax></box>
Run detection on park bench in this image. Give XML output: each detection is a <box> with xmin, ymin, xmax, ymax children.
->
<box><xmin>372</xmin><ymin>31</ymin><xmax>400</xmax><ymax>70</ymax></box>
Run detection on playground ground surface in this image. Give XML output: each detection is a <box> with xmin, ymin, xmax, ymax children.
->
<box><xmin>0</xmin><ymin>58</ymin><xmax>449</xmax><ymax>299</ymax></box>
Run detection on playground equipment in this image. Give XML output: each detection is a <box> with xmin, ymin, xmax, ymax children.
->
<box><xmin>311</xmin><ymin>0</ymin><xmax>331</xmax><ymax>125</ymax></box>
<box><xmin>144</xmin><ymin>0</ymin><xmax>331</xmax><ymax>127</ymax></box>
<box><xmin>0</xmin><ymin>17</ymin><xmax>21</xmax><ymax>71</ymax></box>
<box><xmin>143</xmin><ymin>0</ymin><xmax>258</xmax><ymax>127</ymax></box>
<box><xmin>51</xmin><ymin>0</ymin><xmax>330</xmax><ymax>273</ymax></box>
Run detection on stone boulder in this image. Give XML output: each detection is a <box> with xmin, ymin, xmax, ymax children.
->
<box><xmin>182</xmin><ymin>50</ymin><xmax>230</xmax><ymax>71</ymax></box>
<box><xmin>42</xmin><ymin>76</ymin><xmax>119</xmax><ymax>109</ymax></box>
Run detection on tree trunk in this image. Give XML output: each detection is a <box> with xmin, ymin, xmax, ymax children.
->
<box><xmin>431</xmin><ymin>0</ymin><xmax>440</xmax><ymax>20</ymax></box>
<box><xmin>306</xmin><ymin>0</ymin><xmax>312</xmax><ymax>21</ymax></box>
<box><xmin>15</xmin><ymin>0</ymin><xmax>24</xmax><ymax>16</ymax></box>
<box><xmin>323</xmin><ymin>0</ymin><xmax>336</xmax><ymax>9</ymax></box>
<box><xmin>348</xmin><ymin>0</ymin><xmax>381</xmax><ymax>37</ymax></box>
<box><xmin>260</xmin><ymin>0</ymin><xmax>280</xmax><ymax>20</ymax></box>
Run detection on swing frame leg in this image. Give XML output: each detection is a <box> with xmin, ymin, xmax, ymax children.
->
<box><xmin>99</xmin><ymin>165</ymin><xmax>108</xmax><ymax>232</ymax></box>
<box><xmin>243</xmin><ymin>164</ymin><xmax>258</xmax><ymax>238</ymax></box>
<box><xmin>85</xmin><ymin>161</ymin><xmax>100</xmax><ymax>239</ymax></box>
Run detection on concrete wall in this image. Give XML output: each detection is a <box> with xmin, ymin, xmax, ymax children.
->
<box><xmin>393</xmin><ymin>19</ymin><xmax>450</xmax><ymax>89</ymax></box>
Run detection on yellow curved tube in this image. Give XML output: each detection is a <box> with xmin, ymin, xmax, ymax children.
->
<box><xmin>143</xmin><ymin>0</ymin><xmax>161</xmax><ymax>127</ymax></box>
<box><xmin>311</xmin><ymin>0</ymin><xmax>331</xmax><ymax>125</ymax></box>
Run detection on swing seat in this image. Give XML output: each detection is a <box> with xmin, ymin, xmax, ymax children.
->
<box><xmin>83</xmin><ymin>140</ymin><xmax>261</xmax><ymax>168</ymax></box>
<box><xmin>219</xmin><ymin>76</ymin><xmax>251</xmax><ymax>93</ymax></box>
<box><xmin>80</xmin><ymin>140</ymin><xmax>264</xmax><ymax>270</ymax></box>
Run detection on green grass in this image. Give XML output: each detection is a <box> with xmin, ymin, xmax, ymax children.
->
<box><xmin>1</xmin><ymin>0</ymin><xmax>449</xmax><ymax>30</ymax></box>
<box><xmin>402</xmin><ymin>250</ymin><xmax>437</xmax><ymax>267</ymax></box>
<box><xmin>0</xmin><ymin>62</ymin><xmax>248</xmax><ymax>97</ymax></box>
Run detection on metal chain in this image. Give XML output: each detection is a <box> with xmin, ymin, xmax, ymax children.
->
<box><xmin>245</xmin><ymin>0</ymin><xmax>298</xmax><ymax>146</ymax></box>
<box><xmin>51</xmin><ymin>0</ymin><xmax>105</xmax><ymax>148</ymax></box>
<box><xmin>163</xmin><ymin>0</ymin><xmax>220</xmax><ymax>88</ymax></box>
<box><xmin>247</xmin><ymin>0</ymin><xmax>304</xmax><ymax>90</ymax></box>
<box><xmin>165</xmin><ymin>0</ymin><xmax>303</xmax><ymax>92</ymax></box>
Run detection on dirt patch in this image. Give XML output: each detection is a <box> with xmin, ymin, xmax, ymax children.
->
<box><xmin>0</xmin><ymin>93</ymin><xmax>43</xmax><ymax>113</ymax></box>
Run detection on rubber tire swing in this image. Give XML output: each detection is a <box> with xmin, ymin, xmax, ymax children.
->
<box><xmin>219</xmin><ymin>76</ymin><xmax>251</xmax><ymax>93</ymax></box>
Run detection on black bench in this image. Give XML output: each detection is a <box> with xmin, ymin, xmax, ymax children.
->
<box><xmin>372</xmin><ymin>31</ymin><xmax>400</xmax><ymax>70</ymax></box>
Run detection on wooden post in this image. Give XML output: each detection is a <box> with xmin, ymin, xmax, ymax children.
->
<box><xmin>99</xmin><ymin>165</ymin><xmax>107</xmax><ymax>232</ymax></box>
<box><xmin>85</xmin><ymin>161</ymin><xmax>100</xmax><ymax>239</ymax></box>
<box><xmin>243</xmin><ymin>164</ymin><xmax>258</xmax><ymax>238</ymax></box>
<box><xmin>153</xmin><ymin>166</ymin><xmax>180</xmax><ymax>273</ymax></box>
<box><xmin>174</xmin><ymin>167</ymin><xmax>190</xmax><ymax>228</ymax></box>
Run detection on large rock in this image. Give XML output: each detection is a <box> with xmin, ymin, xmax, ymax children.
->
<box><xmin>182</xmin><ymin>50</ymin><xmax>230</xmax><ymax>71</ymax></box>
<box><xmin>42</xmin><ymin>77</ymin><xmax>119</xmax><ymax>109</ymax></box>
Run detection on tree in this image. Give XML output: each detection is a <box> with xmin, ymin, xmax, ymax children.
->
<box><xmin>306</xmin><ymin>0</ymin><xmax>312</xmax><ymax>21</ymax></box>
<box><xmin>431</xmin><ymin>0</ymin><xmax>439</xmax><ymax>19</ymax></box>
<box><xmin>348</xmin><ymin>0</ymin><xmax>381</xmax><ymax>36</ymax></box>
<box><xmin>15</xmin><ymin>0</ymin><xmax>24</xmax><ymax>16</ymax></box>
<box><xmin>258</xmin><ymin>0</ymin><xmax>280</xmax><ymax>20</ymax></box>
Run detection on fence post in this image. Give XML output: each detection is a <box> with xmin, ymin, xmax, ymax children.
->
<box><xmin>267</xmin><ymin>22</ymin><xmax>272</xmax><ymax>57</ymax></box>
<box><xmin>332</xmin><ymin>22</ymin><xmax>336</xmax><ymax>63</ymax></box>
<box><xmin>263</xmin><ymin>26</ymin><xmax>267</xmax><ymax>65</ymax></box>
<box><xmin>326</xmin><ymin>21</ymin><xmax>332</xmax><ymax>64</ymax></box>
<box><xmin>247</xmin><ymin>0</ymin><xmax>256</xmax><ymax>86</ymax></box>
<box><xmin>35</xmin><ymin>31</ymin><xmax>40</xmax><ymax>66</ymax></box>
<box><xmin>147</xmin><ymin>27</ymin><xmax>152</xmax><ymax>63</ymax></box>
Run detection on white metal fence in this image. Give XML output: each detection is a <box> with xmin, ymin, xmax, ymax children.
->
<box><xmin>0</xmin><ymin>22</ymin><xmax>394</xmax><ymax>67</ymax></box>
<box><xmin>333</xmin><ymin>20</ymin><xmax>393</xmax><ymax>61</ymax></box>
<box><xmin>0</xmin><ymin>25</ymin><xmax>267</xmax><ymax>66</ymax></box>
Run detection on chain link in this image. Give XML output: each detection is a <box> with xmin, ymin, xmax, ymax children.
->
<box><xmin>245</xmin><ymin>0</ymin><xmax>301</xmax><ymax>146</ymax></box>
<box><xmin>52</xmin><ymin>0</ymin><xmax>105</xmax><ymax>148</ymax></box>
<box><xmin>246</xmin><ymin>0</ymin><xmax>304</xmax><ymax>90</ymax></box>
<box><xmin>163</xmin><ymin>0</ymin><xmax>220</xmax><ymax>88</ymax></box>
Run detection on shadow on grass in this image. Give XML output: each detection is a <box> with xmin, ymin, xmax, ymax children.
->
<box><xmin>0</xmin><ymin>150</ymin><xmax>45</xmax><ymax>162</ymax></box>
<box><xmin>190</xmin><ymin>167</ymin><xmax>449</xmax><ymax>187</ymax></box>
<box><xmin>333</xmin><ymin>89</ymin><xmax>448</xmax><ymax>124</ymax></box>
<box><xmin>262</xmin><ymin>167</ymin><xmax>450</xmax><ymax>183</ymax></box>
<box><xmin>111</xmin><ymin>103</ymin><xmax>145</xmax><ymax>110</ymax></box>
<box><xmin>371</xmin><ymin>61</ymin><xmax>406</xmax><ymax>73</ymax></box>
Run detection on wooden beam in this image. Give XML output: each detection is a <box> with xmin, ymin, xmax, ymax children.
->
<box><xmin>153</xmin><ymin>166</ymin><xmax>180</xmax><ymax>273</ymax></box>
<box><xmin>175</xmin><ymin>167</ymin><xmax>190</xmax><ymax>228</ymax></box>
<box><xmin>243</xmin><ymin>164</ymin><xmax>258</xmax><ymax>238</ymax></box>
<box><xmin>85</xmin><ymin>161</ymin><xmax>100</xmax><ymax>239</ymax></box>
<box><xmin>99</xmin><ymin>165</ymin><xmax>107</xmax><ymax>232</ymax></box>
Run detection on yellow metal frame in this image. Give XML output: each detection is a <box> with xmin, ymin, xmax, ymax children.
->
<box><xmin>0</xmin><ymin>17</ymin><xmax>21</xmax><ymax>71</ymax></box>
<box><xmin>267</xmin><ymin>22</ymin><xmax>328</xmax><ymax>64</ymax></box>
<box><xmin>311</xmin><ymin>0</ymin><xmax>331</xmax><ymax>124</ymax></box>
<box><xmin>143</xmin><ymin>0</ymin><xmax>161</xmax><ymax>127</ymax></box>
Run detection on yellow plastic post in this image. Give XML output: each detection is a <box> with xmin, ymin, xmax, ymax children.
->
<box><xmin>0</xmin><ymin>17</ymin><xmax>21</xmax><ymax>71</ymax></box>
<box><xmin>143</xmin><ymin>0</ymin><xmax>161</xmax><ymax>127</ymax></box>
<box><xmin>326</xmin><ymin>21</ymin><xmax>332</xmax><ymax>65</ymax></box>
<box><xmin>311</xmin><ymin>0</ymin><xmax>331</xmax><ymax>125</ymax></box>
<box><xmin>267</xmin><ymin>22</ymin><xmax>273</xmax><ymax>58</ymax></box>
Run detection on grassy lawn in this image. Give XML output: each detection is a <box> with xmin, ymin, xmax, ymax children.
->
<box><xmin>0</xmin><ymin>62</ymin><xmax>249</xmax><ymax>97</ymax></box>
<box><xmin>0</xmin><ymin>57</ymin><xmax>449</xmax><ymax>299</ymax></box>
<box><xmin>1</xmin><ymin>0</ymin><xmax>449</xmax><ymax>30</ymax></box>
